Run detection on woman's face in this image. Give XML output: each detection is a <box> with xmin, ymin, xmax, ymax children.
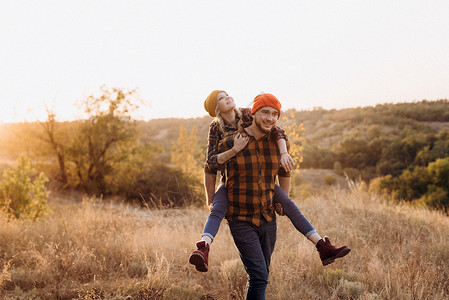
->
<box><xmin>216</xmin><ymin>92</ymin><xmax>236</xmax><ymax>113</ymax></box>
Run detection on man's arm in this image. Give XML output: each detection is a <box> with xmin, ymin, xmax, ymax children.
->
<box><xmin>278</xmin><ymin>176</ymin><xmax>291</xmax><ymax>196</ymax></box>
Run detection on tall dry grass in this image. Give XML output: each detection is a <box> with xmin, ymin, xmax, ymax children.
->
<box><xmin>0</xmin><ymin>185</ymin><xmax>448</xmax><ymax>299</ymax></box>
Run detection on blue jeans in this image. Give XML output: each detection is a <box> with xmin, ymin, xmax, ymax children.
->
<box><xmin>202</xmin><ymin>184</ymin><xmax>316</xmax><ymax>240</ymax></box>
<box><xmin>229</xmin><ymin>218</ymin><xmax>277</xmax><ymax>300</ymax></box>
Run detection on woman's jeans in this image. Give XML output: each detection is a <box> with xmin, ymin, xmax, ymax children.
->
<box><xmin>202</xmin><ymin>183</ymin><xmax>317</xmax><ymax>240</ymax></box>
<box><xmin>228</xmin><ymin>218</ymin><xmax>276</xmax><ymax>300</ymax></box>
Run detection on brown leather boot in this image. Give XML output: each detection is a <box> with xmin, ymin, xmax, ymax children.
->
<box><xmin>189</xmin><ymin>241</ymin><xmax>210</xmax><ymax>272</ymax></box>
<box><xmin>316</xmin><ymin>236</ymin><xmax>350</xmax><ymax>266</ymax></box>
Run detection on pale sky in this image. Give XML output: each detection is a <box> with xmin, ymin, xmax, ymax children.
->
<box><xmin>1</xmin><ymin>0</ymin><xmax>449</xmax><ymax>123</ymax></box>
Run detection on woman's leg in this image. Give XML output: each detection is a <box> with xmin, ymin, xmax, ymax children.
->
<box><xmin>273</xmin><ymin>185</ymin><xmax>351</xmax><ymax>265</ymax></box>
<box><xmin>201</xmin><ymin>182</ymin><xmax>228</xmax><ymax>241</ymax></box>
<box><xmin>190</xmin><ymin>183</ymin><xmax>228</xmax><ymax>272</ymax></box>
<box><xmin>273</xmin><ymin>184</ymin><xmax>318</xmax><ymax>239</ymax></box>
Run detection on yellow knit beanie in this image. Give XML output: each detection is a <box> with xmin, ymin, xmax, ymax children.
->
<box><xmin>204</xmin><ymin>90</ymin><xmax>226</xmax><ymax>117</ymax></box>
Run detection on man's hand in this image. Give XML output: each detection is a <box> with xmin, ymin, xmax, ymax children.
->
<box><xmin>232</xmin><ymin>133</ymin><xmax>250</xmax><ymax>152</ymax></box>
<box><xmin>280</xmin><ymin>153</ymin><xmax>294</xmax><ymax>172</ymax></box>
<box><xmin>275</xmin><ymin>203</ymin><xmax>285</xmax><ymax>216</ymax></box>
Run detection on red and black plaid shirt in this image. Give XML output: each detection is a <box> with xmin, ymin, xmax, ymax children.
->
<box><xmin>218</xmin><ymin>127</ymin><xmax>291</xmax><ymax>226</ymax></box>
<box><xmin>205</xmin><ymin>108</ymin><xmax>287</xmax><ymax>175</ymax></box>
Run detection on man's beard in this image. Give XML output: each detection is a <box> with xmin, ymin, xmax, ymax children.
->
<box><xmin>255</xmin><ymin>118</ymin><xmax>273</xmax><ymax>135</ymax></box>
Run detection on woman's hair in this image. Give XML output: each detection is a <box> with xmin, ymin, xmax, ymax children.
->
<box><xmin>214</xmin><ymin>107</ymin><xmax>243</xmax><ymax>134</ymax></box>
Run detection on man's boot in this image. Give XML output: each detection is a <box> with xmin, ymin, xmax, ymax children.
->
<box><xmin>189</xmin><ymin>241</ymin><xmax>210</xmax><ymax>272</ymax></box>
<box><xmin>316</xmin><ymin>236</ymin><xmax>350</xmax><ymax>266</ymax></box>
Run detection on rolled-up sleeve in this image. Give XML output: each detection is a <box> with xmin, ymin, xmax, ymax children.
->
<box><xmin>270</xmin><ymin>126</ymin><xmax>288</xmax><ymax>142</ymax></box>
<box><xmin>205</xmin><ymin>121</ymin><xmax>224</xmax><ymax>174</ymax></box>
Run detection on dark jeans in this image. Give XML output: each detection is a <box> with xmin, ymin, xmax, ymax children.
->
<box><xmin>228</xmin><ymin>219</ymin><xmax>277</xmax><ymax>300</ymax></box>
<box><xmin>202</xmin><ymin>184</ymin><xmax>316</xmax><ymax>240</ymax></box>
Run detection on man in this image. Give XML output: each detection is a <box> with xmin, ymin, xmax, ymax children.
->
<box><xmin>217</xmin><ymin>93</ymin><xmax>290</xmax><ymax>299</ymax></box>
<box><xmin>217</xmin><ymin>93</ymin><xmax>350</xmax><ymax>299</ymax></box>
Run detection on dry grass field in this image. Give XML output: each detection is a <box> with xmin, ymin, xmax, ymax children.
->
<box><xmin>1</xmin><ymin>184</ymin><xmax>448</xmax><ymax>299</ymax></box>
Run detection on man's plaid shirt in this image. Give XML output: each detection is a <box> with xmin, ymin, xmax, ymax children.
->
<box><xmin>218</xmin><ymin>126</ymin><xmax>291</xmax><ymax>226</ymax></box>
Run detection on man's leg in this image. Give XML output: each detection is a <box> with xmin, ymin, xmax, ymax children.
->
<box><xmin>259</xmin><ymin>218</ymin><xmax>277</xmax><ymax>274</ymax></box>
<box><xmin>229</xmin><ymin>220</ymin><xmax>276</xmax><ymax>300</ymax></box>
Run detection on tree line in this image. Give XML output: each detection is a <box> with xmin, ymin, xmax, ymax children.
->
<box><xmin>1</xmin><ymin>90</ymin><xmax>448</xmax><ymax>218</ymax></box>
<box><xmin>295</xmin><ymin>100</ymin><xmax>449</xmax><ymax>212</ymax></box>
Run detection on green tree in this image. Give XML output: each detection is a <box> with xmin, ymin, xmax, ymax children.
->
<box><xmin>369</xmin><ymin>174</ymin><xmax>397</xmax><ymax>196</ymax></box>
<box><xmin>377</xmin><ymin>139</ymin><xmax>408</xmax><ymax>176</ymax></box>
<box><xmin>414</xmin><ymin>146</ymin><xmax>434</xmax><ymax>166</ymax></box>
<box><xmin>427</xmin><ymin>157</ymin><xmax>449</xmax><ymax>189</ymax></box>
<box><xmin>397</xmin><ymin>166</ymin><xmax>431</xmax><ymax>201</ymax></box>
<box><xmin>337</xmin><ymin>134</ymin><xmax>371</xmax><ymax>169</ymax></box>
<box><xmin>368</xmin><ymin>136</ymin><xmax>387</xmax><ymax>165</ymax></box>
<box><xmin>170</xmin><ymin>124</ymin><xmax>202</xmax><ymax>180</ymax></box>
<box><xmin>37</xmin><ymin>108</ymin><xmax>69</xmax><ymax>184</ymax></box>
<box><xmin>418</xmin><ymin>185</ymin><xmax>448</xmax><ymax>212</ymax></box>
<box><xmin>279</xmin><ymin>113</ymin><xmax>305</xmax><ymax>169</ymax></box>
<box><xmin>0</xmin><ymin>155</ymin><xmax>49</xmax><ymax>220</ymax></box>
<box><xmin>67</xmin><ymin>86</ymin><xmax>141</xmax><ymax>194</ymax></box>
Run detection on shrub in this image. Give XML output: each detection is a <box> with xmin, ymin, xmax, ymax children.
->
<box><xmin>220</xmin><ymin>259</ymin><xmax>247</xmax><ymax>299</ymax></box>
<box><xmin>0</xmin><ymin>155</ymin><xmax>49</xmax><ymax>220</ymax></box>
<box><xmin>416</xmin><ymin>185</ymin><xmax>448</xmax><ymax>212</ymax></box>
<box><xmin>126</xmin><ymin>163</ymin><xmax>203</xmax><ymax>207</ymax></box>
<box><xmin>333</xmin><ymin>161</ymin><xmax>343</xmax><ymax>175</ymax></box>
<box><xmin>297</xmin><ymin>183</ymin><xmax>314</xmax><ymax>199</ymax></box>
<box><xmin>343</xmin><ymin>168</ymin><xmax>360</xmax><ymax>181</ymax></box>
<box><xmin>324</xmin><ymin>174</ymin><xmax>337</xmax><ymax>186</ymax></box>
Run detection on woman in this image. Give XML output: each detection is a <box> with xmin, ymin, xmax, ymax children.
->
<box><xmin>189</xmin><ymin>90</ymin><xmax>350</xmax><ymax>272</ymax></box>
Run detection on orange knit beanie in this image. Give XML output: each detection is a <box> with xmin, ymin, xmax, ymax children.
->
<box><xmin>204</xmin><ymin>90</ymin><xmax>226</xmax><ymax>117</ymax></box>
<box><xmin>251</xmin><ymin>93</ymin><xmax>281</xmax><ymax>118</ymax></box>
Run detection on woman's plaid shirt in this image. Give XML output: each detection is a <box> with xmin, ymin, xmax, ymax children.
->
<box><xmin>218</xmin><ymin>127</ymin><xmax>291</xmax><ymax>226</ymax></box>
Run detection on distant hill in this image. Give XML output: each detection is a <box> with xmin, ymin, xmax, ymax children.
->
<box><xmin>140</xmin><ymin>99</ymin><xmax>449</xmax><ymax>179</ymax></box>
<box><xmin>141</xmin><ymin>99</ymin><xmax>449</xmax><ymax>142</ymax></box>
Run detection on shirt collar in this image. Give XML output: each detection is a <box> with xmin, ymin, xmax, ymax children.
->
<box><xmin>241</xmin><ymin>126</ymin><xmax>271</xmax><ymax>141</ymax></box>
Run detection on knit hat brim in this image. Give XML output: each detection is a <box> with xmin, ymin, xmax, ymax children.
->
<box><xmin>251</xmin><ymin>93</ymin><xmax>281</xmax><ymax>118</ymax></box>
<box><xmin>204</xmin><ymin>90</ymin><xmax>226</xmax><ymax>117</ymax></box>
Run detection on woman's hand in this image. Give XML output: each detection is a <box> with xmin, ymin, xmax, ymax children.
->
<box><xmin>232</xmin><ymin>133</ymin><xmax>250</xmax><ymax>153</ymax></box>
<box><xmin>275</xmin><ymin>203</ymin><xmax>284</xmax><ymax>216</ymax></box>
<box><xmin>280</xmin><ymin>153</ymin><xmax>294</xmax><ymax>172</ymax></box>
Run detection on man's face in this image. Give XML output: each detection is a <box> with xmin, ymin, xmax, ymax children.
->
<box><xmin>216</xmin><ymin>92</ymin><xmax>236</xmax><ymax>114</ymax></box>
<box><xmin>253</xmin><ymin>106</ymin><xmax>279</xmax><ymax>134</ymax></box>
